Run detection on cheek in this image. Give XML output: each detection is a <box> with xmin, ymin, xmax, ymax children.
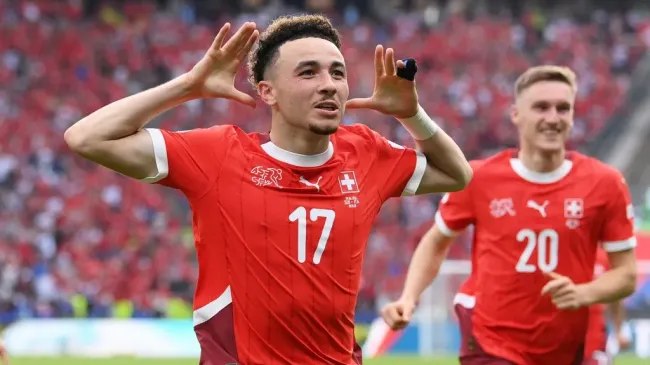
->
<box><xmin>338</xmin><ymin>82</ymin><xmax>350</xmax><ymax>98</ymax></box>
<box><xmin>278</xmin><ymin>87</ymin><xmax>306</xmax><ymax>109</ymax></box>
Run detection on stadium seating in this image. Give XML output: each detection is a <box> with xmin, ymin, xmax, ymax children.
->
<box><xmin>0</xmin><ymin>0</ymin><xmax>649</xmax><ymax>323</ymax></box>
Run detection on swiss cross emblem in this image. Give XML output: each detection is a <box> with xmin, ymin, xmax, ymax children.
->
<box><xmin>338</xmin><ymin>171</ymin><xmax>359</xmax><ymax>194</ymax></box>
<box><xmin>564</xmin><ymin>198</ymin><xmax>584</xmax><ymax>219</ymax></box>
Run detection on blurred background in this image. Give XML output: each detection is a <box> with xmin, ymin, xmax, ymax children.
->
<box><xmin>1</xmin><ymin>0</ymin><xmax>650</xmax><ymax>362</ymax></box>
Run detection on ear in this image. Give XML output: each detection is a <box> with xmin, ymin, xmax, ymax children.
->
<box><xmin>510</xmin><ymin>103</ymin><xmax>519</xmax><ymax>126</ymax></box>
<box><xmin>257</xmin><ymin>81</ymin><xmax>277</xmax><ymax>106</ymax></box>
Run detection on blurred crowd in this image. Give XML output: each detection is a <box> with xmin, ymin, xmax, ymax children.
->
<box><xmin>0</xmin><ymin>0</ymin><xmax>649</xmax><ymax>323</ymax></box>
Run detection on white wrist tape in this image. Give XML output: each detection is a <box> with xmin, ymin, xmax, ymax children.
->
<box><xmin>397</xmin><ymin>105</ymin><xmax>439</xmax><ymax>140</ymax></box>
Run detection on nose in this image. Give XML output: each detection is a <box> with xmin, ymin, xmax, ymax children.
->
<box><xmin>318</xmin><ymin>75</ymin><xmax>337</xmax><ymax>96</ymax></box>
<box><xmin>544</xmin><ymin>108</ymin><xmax>562</xmax><ymax>123</ymax></box>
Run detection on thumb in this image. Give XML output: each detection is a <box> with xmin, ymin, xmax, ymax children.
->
<box><xmin>345</xmin><ymin>98</ymin><xmax>376</xmax><ymax>110</ymax></box>
<box><xmin>227</xmin><ymin>89</ymin><xmax>257</xmax><ymax>109</ymax></box>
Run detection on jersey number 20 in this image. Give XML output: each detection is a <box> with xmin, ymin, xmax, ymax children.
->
<box><xmin>516</xmin><ymin>228</ymin><xmax>559</xmax><ymax>273</ymax></box>
<box><xmin>289</xmin><ymin>207</ymin><xmax>335</xmax><ymax>264</ymax></box>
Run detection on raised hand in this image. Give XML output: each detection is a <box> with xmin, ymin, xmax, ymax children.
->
<box><xmin>346</xmin><ymin>45</ymin><xmax>419</xmax><ymax>119</ymax></box>
<box><xmin>184</xmin><ymin>22</ymin><xmax>259</xmax><ymax>107</ymax></box>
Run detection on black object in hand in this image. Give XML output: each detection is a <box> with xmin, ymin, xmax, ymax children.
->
<box><xmin>397</xmin><ymin>58</ymin><xmax>417</xmax><ymax>81</ymax></box>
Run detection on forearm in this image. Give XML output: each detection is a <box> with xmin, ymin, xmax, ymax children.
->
<box><xmin>400</xmin><ymin>228</ymin><xmax>452</xmax><ymax>303</ymax></box>
<box><xmin>397</xmin><ymin>106</ymin><xmax>472</xmax><ymax>189</ymax></box>
<box><xmin>66</xmin><ymin>76</ymin><xmax>195</xmax><ymax>145</ymax></box>
<box><xmin>414</xmin><ymin>130</ymin><xmax>471</xmax><ymax>186</ymax></box>
<box><xmin>609</xmin><ymin>300</ymin><xmax>626</xmax><ymax>333</ymax></box>
<box><xmin>581</xmin><ymin>267</ymin><xmax>636</xmax><ymax>305</ymax></box>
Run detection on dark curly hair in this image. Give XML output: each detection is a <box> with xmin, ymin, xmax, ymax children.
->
<box><xmin>247</xmin><ymin>14</ymin><xmax>342</xmax><ymax>86</ymax></box>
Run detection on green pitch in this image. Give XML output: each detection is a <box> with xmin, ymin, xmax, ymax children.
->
<box><xmin>10</xmin><ymin>355</ymin><xmax>649</xmax><ymax>365</ymax></box>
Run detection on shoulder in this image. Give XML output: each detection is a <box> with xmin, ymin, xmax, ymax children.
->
<box><xmin>572</xmin><ymin>153</ymin><xmax>625</xmax><ymax>186</ymax></box>
<box><xmin>335</xmin><ymin>124</ymin><xmax>381</xmax><ymax>145</ymax></box>
<box><xmin>333</xmin><ymin>124</ymin><xmax>401</xmax><ymax>154</ymax></box>
<box><xmin>163</xmin><ymin>124</ymin><xmax>238</xmax><ymax>140</ymax></box>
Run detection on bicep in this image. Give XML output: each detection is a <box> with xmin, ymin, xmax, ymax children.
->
<box><xmin>69</xmin><ymin>129</ymin><xmax>159</xmax><ymax>180</ymax></box>
<box><xmin>600</xmin><ymin>172</ymin><xmax>636</xmax><ymax>251</ymax></box>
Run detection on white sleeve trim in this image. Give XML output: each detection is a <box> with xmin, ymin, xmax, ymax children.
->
<box><xmin>141</xmin><ymin>128</ymin><xmax>169</xmax><ymax>184</ymax></box>
<box><xmin>601</xmin><ymin>237</ymin><xmax>637</xmax><ymax>252</ymax></box>
<box><xmin>401</xmin><ymin>151</ymin><xmax>427</xmax><ymax>196</ymax></box>
<box><xmin>435</xmin><ymin>211</ymin><xmax>460</xmax><ymax>237</ymax></box>
<box><xmin>452</xmin><ymin>293</ymin><xmax>476</xmax><ymax>309</ymax></box>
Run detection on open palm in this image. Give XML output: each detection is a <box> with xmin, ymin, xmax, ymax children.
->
<box><xmin>346</xmin><ymin>45</ymin><xmax>419</xmax><ymax>119</ymax></box>
<box><xmin>185</xmin><ymin>22</ymin><xmax>259</xmax><ymax>107</ymax></box>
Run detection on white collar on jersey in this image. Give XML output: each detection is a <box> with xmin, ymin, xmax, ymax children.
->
<box><xmin>510</xmin><ymin>158</ymin><xmax>573</xmax><ymax>184</ymax></box>
<box><xmin>261</xmin><ymin>141</ymin><xmax>334</xmax><ymax>167</ymax></box>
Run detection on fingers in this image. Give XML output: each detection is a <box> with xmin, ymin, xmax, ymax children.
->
<box><xmin>384</xmin><ymin>48</ymin><xmax>396</xmax><ymax>75</ymax></box>
<box><xmin>211</xmin><ymin>23</ymin><xmax>231</xmax><ymax>52</ymax></box>
<box><xmin>237</xmin><ymin>30</ymin><xmax>259</xmax><ymax>61</ymax></box>
<box><xmin>381</xmin><ymin>303</ymin><xmax>414</xmax><ymax>330</ymax></box>
<box><xmin>551</xmin><ymin>293</ymin><xmax>581</xmax><ymax>310</ymax></box>
<box><xmin>544</xmin><ymin>271</ymin><xmax>564</xmax><ymax>280</ymax></box>
<box><xmin>541</xmin><ymin>272</ymin><xmax>570</xmax><ymax>295</ymax></box>
<box><xmin>401</xmin><ymin>304</ymin><xmax>413</xmax><ymax>322</ymax></box>
<box><xmin>374</xmin><ymin>45</ymin><xmax>385</xmax><ymax>80</ymax></box>
<box><xmin>345</xmin><ymin>98</ymin><xmax>376</xmax><ymax>110</ymax></box>
<box><xmin>381</xmin><ymin>305</ymin><xmax>399</xmax><ymax>328</ymax></box>
<box><xmin>541</xmin><ymin>278</ymin><xmax>570</xmax><ymax>295</ymax></box>
<box><xmin>550</xmin><ymin>287</ymin><xmax>576</xmax><ymax>302</ymax></box>
<box><xmin>222</xmin><ymin>22</ymin><xmax>257</xmax><ymax>55</ymax></box>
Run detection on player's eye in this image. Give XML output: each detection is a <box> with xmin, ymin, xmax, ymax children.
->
<box><xmin>299</xmin><ymin>70</ymin><xmax>315</xmax><ymax>77</ymax></box>
<box><xmin>332</xmin><ymin>70</ymin><xmax>345</xmax><ymax>78</ymax></box>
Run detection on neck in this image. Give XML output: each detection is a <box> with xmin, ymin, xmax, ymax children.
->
<box><xmin>269</xmin><ymin>120</ymin><xmax>331</xmax><ymax>156</ymax></box>
<box><xmin>518</xmin><ymin>145</ymin><xmax>566</xmax><ymax>173</ymax></box>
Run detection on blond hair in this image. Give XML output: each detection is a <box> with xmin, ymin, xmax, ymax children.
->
<box><xmin>514</xmin><ymin>65</ymin><xmax>577</xmax><ymax>98</ymax></box>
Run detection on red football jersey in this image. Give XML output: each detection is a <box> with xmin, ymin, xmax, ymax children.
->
<box><xmin>585</xmin><ymin>249</ymin><xmax>610</xmax><ymax>356</ymax></box>
<box><xmin>144</xmin><ymin>124</ymin><xmax>426</xmax><ymax>364</ymax></box>
<box><xmin>436</xmin><ymin>150</ymin><xmax>635</xmax><ymax>365</ymax></box>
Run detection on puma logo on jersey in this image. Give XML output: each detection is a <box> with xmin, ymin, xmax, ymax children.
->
<box><xmin>526</xmin><ymin>200</ymin><xmax>549</xmax><ymax>217</ymax></box>
<box><xmin>299</xmin><ymin>176</ymin><xmax>323</xmax><ymax>192</ymax></box>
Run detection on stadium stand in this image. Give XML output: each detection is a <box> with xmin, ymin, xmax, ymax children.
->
<box><xmin>0</xmin><ymin>0</ymin><xmax>649</xmax><ymax>333</ymax></box>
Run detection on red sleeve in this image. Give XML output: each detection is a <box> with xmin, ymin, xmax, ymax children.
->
<box><xmin>434</xmin><ymin>162</ymin><xmax>479</xmax><ymax>236</ymax></box>
<box><xmin>143</xmin><ymin>125</ymin><xmax>234</xmax><ymax>199</ymax></box>
<box><xmin>362</xmin><ymin>128</ymin><xmax>426</xmax><ymax>200</ymax></box>
<box><xmin>599</xmin><ymin>170</ymin><xmax>636</xmax><ymax>252</ymax></box>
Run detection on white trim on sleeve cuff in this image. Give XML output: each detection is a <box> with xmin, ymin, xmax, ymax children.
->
<box><xmin>601</xmin><ymin>237</ymin><xmax>637</xmax><ymax>252</ymax></box>
<box><xmin>402</xmin><ymin>152</ymin><xmax>427</xmax><ymax>196</ymax></box>
<box><xmin>453</xmin><ymin>293</ymin><xmax>476</xmax><ymax>309</ymax></box>
<box><xmin>435</xmin><ymin>211</ymin><xmax>459</xmax><ymax>237</ymax></box>
<box><xmin>141</xmin><ymin>128</ymin><xmax>169</xmax><ymax>183</ymax></box>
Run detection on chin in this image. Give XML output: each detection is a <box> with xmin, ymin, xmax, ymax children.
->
<box><xmin>534</xmin><ymin>141</ymin><xmax>566</xmax><ymax>154</ymax></box>
<box><xmin>308</xmin><ymin>121</ymin><xmax>340</xmax><ymax>135</ymax></box>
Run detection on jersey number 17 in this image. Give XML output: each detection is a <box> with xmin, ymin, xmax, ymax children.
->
<box><xmin>516</xmin><ymin>228</ymin><xmax>559</xmax><ymax>273</ymax></box>
<box><xmin>289</xmin><ymin>207</ymin><xmax>335</xmax><ymax>265</ymax></box>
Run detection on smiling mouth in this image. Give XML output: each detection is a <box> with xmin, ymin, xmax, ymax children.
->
<box><xmin>314</xmin><ymin>101</ymin><xmax>339</xmax><ymax>111</ymax></box>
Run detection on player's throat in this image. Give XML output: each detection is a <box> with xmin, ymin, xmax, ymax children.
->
<box><xmin>517</xmin><ymin>148</ymin><xmax>566</xmax><ymax>173</ymax></box>
<box><xmin>268</xmin><ymin>125</ymin><xmax>332</xmax><ymax>156</ymax></box>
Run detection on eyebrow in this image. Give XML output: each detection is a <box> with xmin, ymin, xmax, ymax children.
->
<box><xmin>533</xmin><ymin>100</ymin><xmax>572</xmax><ymax>107</ymax></box>
<box><xmin>294</xmin><ymin>60</ymin><xmax>346</xmax><ymax>70</ymax></box>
